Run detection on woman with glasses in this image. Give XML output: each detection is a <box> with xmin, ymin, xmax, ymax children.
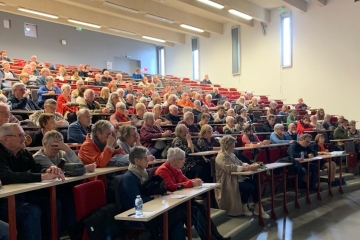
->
<box><xmin>109</xmin><ymin>102</ymin><xmax>133</xmax><ymax>129</ymax></box>
<box><xmin>19</xmin><ymin>72</ymin><xmax>36</xmax><ymax>86</ymax></box>
<box><xmin>30</xmin><ymin>113</ymin><xmax>57</xmax><ymax>147</ymax></box>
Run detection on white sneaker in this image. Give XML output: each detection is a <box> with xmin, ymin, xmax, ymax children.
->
<box><xmin>254</xmin><ymin>207</ymin><xmax>270</xmax><ymax>219</ymax></box>
<box><xmin>242</xmin><ymin>205</ymin><xmax>253</xmax><ymax>216</ymax></box>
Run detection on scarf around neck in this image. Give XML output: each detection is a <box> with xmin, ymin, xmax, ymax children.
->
<box><xmin>91</xmin><ymin>134</ymin><xmax>106</xmax><ymax>152</ymax></box>
<box><xmin>128</xmin><ymin>163</ymin><xmax>149</xmax><ymax>184</ymax></box>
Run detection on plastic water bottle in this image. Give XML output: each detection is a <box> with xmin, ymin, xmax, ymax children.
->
<box><xmin>71</xmin><ymin>95</ymin><xmax>75</xmax><ymax>103</ymax></box>
<box><xmin>135</xmin><ymin>195</ymin><xmax>143</xmax><ymax>217</ymax></box>
<box><xmin>301</xmin><ymin>151</ymin><xmax>304</xmax><ymax>159</ymax></box>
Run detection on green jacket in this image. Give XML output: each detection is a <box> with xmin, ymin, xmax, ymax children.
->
<box><xmin>287</xmin><ymin>115</ymin><xmax>297</xmax><ymax>123</ymax></box>
<box><xmin>333</xmin><ymin>127</ymin><xmax>348</xmax><ymax>139</ymax></box>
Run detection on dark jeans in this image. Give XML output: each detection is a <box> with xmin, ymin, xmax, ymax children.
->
<box><xmin>185</xmin><ymin>162</ymin><xmax>212</xmax><ymax>183</ymax></box>
<box><xmin>0</xmin><ymin>198</ymin><xmax>42</xmax><ymax>240</ymax></box>
<box><xmin>302</xmin><ymin>162</ymin><xmax>318</xmax><ymax>188</ymax></box>
<box><xmin>150</xmin><ymin>148</ymin><xmax>161</xmax><ymax>159</ymax></box>
<box><xmin>0</xmin><ymin>220</ymin><xmax>9</xmax><ymax>240</ymax></box>
<box><xmin>238</xmin><ymin>178</ymin><xmax>259</xmax><ymax>204</ymax></box>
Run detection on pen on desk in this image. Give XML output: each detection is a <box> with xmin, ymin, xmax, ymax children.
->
<box><xmin>128</xmin><ymin>213</ymin><xmax>135</xmax><ymax>217</ymax></box>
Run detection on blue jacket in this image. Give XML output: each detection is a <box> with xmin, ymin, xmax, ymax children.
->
<box><xmin>8</xmin><ymin>96</ymin><xmax>40</xmax><ymax>110</ymax></box>
<box><xmin>37</xmin><ymin>86</ymin><xmax>61</xmax><ymax>102</ymax></box>
<box><xmin>67</xmin><ymin>121</ymin><xmax>92</xmax><ymax>143</ymax></box>
<box><xmin>35</xmin><ymin>76</ymin><xmax>46</xmax><ymax>86</ymax></box>
<box><xmin>132</xmin><ymin>73</ymin><xmax>143</xmax><ymax>80</ymax></box>
<box><xmin>270</xmin><ymin>132</ymin><xmax>292</xmax><ymax>144</ymax></box>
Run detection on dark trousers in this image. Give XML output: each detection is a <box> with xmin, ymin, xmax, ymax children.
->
<box><xmin>302</xmin><ymin>162</ymin><xmax>318</xmax><ymax>188</ymax></box>
<box><xmin>185</xmin><ymin>163</ymin><xmax>212</xmax><ymax>183</ymax></box>
<box><xmin>238</xmin><ymin>178</ymin><xmax>259</xmax><ymax>204</ymax></box>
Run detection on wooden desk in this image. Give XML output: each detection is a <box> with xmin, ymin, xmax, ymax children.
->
<box><xmin>11</xmin><ymin>110</ymin><xmax>37</xmax><ymax>115</ymax></box>
<box><xmin>330</xmin><ymin>138</ymin><xmax>360</xmax><ymax>142</ymax></box>
<box><xmin>90</xmin><ymin>112</ymin><xmax>112</xmax><ymax>116</ymax></box>
<box><xmin>26</xmin><ymin>143</ymin><xmax>83</xmax><ymax>152</ymax></box>
<box><xmin>115</xmin><ymin>183</ymin><xmax>219</xmax><ymax>240</ymax></box>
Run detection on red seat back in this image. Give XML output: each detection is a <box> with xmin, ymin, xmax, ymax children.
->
<box><xmin>242</xmin><ymin>150</ymin><xmax>253</xmax><ymax>160</ymax></box>
<box><xmin>280</xmin><ymin>146</ymin><xmax>289</xmax><ymax>158</ymax></box>
<box><xmin>268</xmin><ymin>148</ymin><xmax>280</xmax><ymax>163</ymax></box>
<box><xmin>255</xmin><ymin>149</ymin><xmax>268</xmax><ymax>164</ymax></box>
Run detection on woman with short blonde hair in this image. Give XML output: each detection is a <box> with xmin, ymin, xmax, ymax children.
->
<box><xmin>99</xmin><ymin>87</ymin><xmax>110</xmax><ymax>104</ymax></box>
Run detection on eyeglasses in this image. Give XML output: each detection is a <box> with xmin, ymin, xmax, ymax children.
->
<box><xmin>6</xmin><ymin>133</ymin><xmax>27</xmax><ymax>138</ymax></box>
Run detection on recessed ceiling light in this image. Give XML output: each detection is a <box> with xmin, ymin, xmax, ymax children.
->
<box><xmin>180</xmin><ymin>24</ymin><xmax>204</xmax><ymax>33</ymax></box>
<box><xmin>18</xmin><ymin>8</ymin><xmax>59</xmax><ymax>19</ymax></box>
<box><xmin>68</xmin><ymin>19</ymin><xmax>101</xmax><ymax>28</ymax></box>
<box><xmin>145</xmin><ymin>14</ymin><xmax>174</xmax><ymax>24</ymax></box>
<box><xmin>228</xmin><ymin>9</ymin><xmax>253</xmax><ymax>20</ymax></box>
<box><xmin>142</xmin><ymin>36</ymin><xmax>166</xmax><ymax>43</ymax></box>
<box><xmin>197</xmin><ymin>0</ymin><xmax>224</xmax><ymax>9</ymax></box>
<box><xmin>103</xmin><ymin>1</ymin><xmax>139</xmax><ymax>14</ymax></box>
<box><xmin>108</xmin><ymin>28</ymin><xmax>136</xmax><ymax>35</ymax></box>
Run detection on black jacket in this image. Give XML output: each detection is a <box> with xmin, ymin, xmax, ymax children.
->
<box><xmin>8</xmin><ymin>96</ymin><xmax>40</xmax><ymax>110</ymax></box>
<box><xmin>165</xmin><ymin>113</ymin><xmax>181</xmax><ymax>124</ymax></box>
<box><xmin>0</xmin><ymin>143</ymin><xmax>44</xmax><ymax>185</ymax></box>
<box><xmin>287</xmin><ymin>141</ymin><xmax>317</xmax><ymax>159</ymax></box>
<box><xmin>262</xmin><ymin>121</ymin><xmax>274</xmax><ymax>132</ymax></box>
<box><xmin>29</xmin><ymin>129</ymin><xmax>43</xmax><ymax>147</ymax></box>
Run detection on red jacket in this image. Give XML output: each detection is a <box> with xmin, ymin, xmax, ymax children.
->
<box><xmin>57</xmin><ymin>93</ymin><xmax>77</xmax><ymax>115</ymax></box>
<box><xmin>78</xmin><ymin>134</ymin><xmax>125</xmax><ymax>167</ymax></box>
<box><xmin>296</xmin><ymin>121</ymin><xmax>313</xmax><ymax>136</ymax></box>
<box><xmin>155</xmin><ymin>162</ymin><xmax>193</xmax><ymax>192</ymax></box>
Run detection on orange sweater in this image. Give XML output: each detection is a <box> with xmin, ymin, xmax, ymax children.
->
<box><xmin>177</xmin><ymin>99</ymin><xmax>194</xmax><ymax>108</ymax></box>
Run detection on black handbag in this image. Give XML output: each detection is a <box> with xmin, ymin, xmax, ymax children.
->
<box><xmin>140</xmin><ymin>175</ymin><xmax>167</xmax><ymax>196</ymax></box>
<box><xmin>63</xmin><ymin>163</ymin><xmax>86</xmax><ymax>176</ymax></box>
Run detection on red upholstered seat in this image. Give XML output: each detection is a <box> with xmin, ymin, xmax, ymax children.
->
<box><xmin>268</xmin><ymin>148</ymin><xmax>281</xmax><ymax>163</ymax></box>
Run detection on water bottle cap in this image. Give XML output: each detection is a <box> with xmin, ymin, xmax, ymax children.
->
<box><xmin>136</xmin><ymin>195</ymin><xmax>140</xmax><ymax>198</ymax></box>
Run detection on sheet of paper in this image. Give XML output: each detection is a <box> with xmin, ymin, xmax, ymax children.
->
<box><xmin>312</xmin><ymin>156</ymin><xmax>323</xmax><ymax>160</ymax></box>
<box><xmin>167</xmin><ymin>195</ymin><xmax>187</xmax><ymax>199</ymax></box>
<box><xmin>330</xmin><ymin>151</ymin><xmax>345</xmax><ymax>155</ymax></box>
<box><xmin>129</xmin><ymin>211</ymin><xmax>154</xmax><ymax>218</ymax></box>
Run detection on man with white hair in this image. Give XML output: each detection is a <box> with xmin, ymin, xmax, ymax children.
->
<box><xmin>284</xmin><ymin>123</ymin><xmax>298</xmax><ymax>140</ymax></box>
<box><xmin>125</xmin><ymin>94</ymin><xmax>135</xmax><ymax>109</ymax></box>
<box><xmin>29</xmin><ymin>61</ymin><xmax>39</xmax><ymax>76</ymax></box>
<box><xmin>178</xmin><ymin>112</ymin><xmax>199</xmax><ymax>134</ymax></box>
<box><xmin>310</xmin><ymin>115</ymin><xmax>325</xmax><ymax>130</ymax></box>
<box><xmin>93</xmin><ymin>73</ymin><xmax>104</xmax><ymax>86</ymax></box>
<box><xmin>35</xmin><ymin>67</ymin><xmax>50</xmax><ymax>86</ymax></box>
<box><xmin>114</xmin><ymin>73</ymin><xmax>123</xmax><ymax>85</ymax></box>
<box><xmin>101</xmin><ymin>70</ymin><xmax>112</xmax><ymax>82</ymax></box>
<box><xmin>71</xmin><ymin>79</ymin><xmax>84</xmax><ymax>98</ymax></box>
<box><xmin>0</xmin><ymin>102</ymin><xmax>19</xmax><ymax>125</ymax></box>
<box><xmin>270</xmin><ymin>124</ymin><xmax>294</xmax><ymax>144</ymax></box>
<box><xmin>124</xmin><ymin>82</ymin><xmax>135</xmax><ymax>97</ymax></box>
<box><xmin>210</xmin><ymin>87</ymin><xmax>221</xmax><ymax>105</ymax></box>
<box><xmin>8</xmin><ymin>82</ymin><xmax>40</xmax><ymax>111</ymax></box>
<box><xmin>79</xmin><ymin>89</ymin><xmax>109</xmax><ymax>113</ymax></box>
<box><xmin>29</xmin><ymin>99</ymin><xmax>68</xmax><ymax>127</ymax></box>
<box><xmin>153</xmin><ymin>75</ymin><xmax>163</xmax><ymax>88</ymax></box>
<box><xmin>162</xmin><ymin>94</ymin><xmax>177</xmax><ymax>113</ymax></box>
<box><xmin>165</xmin><ymin>105</ymin><xmax>181</xmax><ymax>124</ymax></box>
<box><xmin>0</xmin><ymin>61</ymin><xmax>17</xmax><ymax>79</ymax></box>
<box><xmin>67</xmin><ymin>109</ymin><xmax>92</xmax><ymax>143</ymax></box>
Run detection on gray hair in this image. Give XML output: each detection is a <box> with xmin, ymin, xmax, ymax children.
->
<box><xmin>135</xmin><ymin>102</ymin><xmax>146</xmax><ymax>111</ymax></box>
<box><xmin>45</xmin><ymin>76</ymin><xmax>54</xmax><ymax>82</ymax></box>
<box><xmin>226</xmin><ymin>116</ymin><xmax>234</xmax><ymax>123</ymax></box>
<box><xmin>107</xmin><ymin>92</ymin><xmax>119</xmax><ymax>110</ymax></box>
<box><xmin>205</xmin><ymin>94</ymin><xmax>212</xmax><ymax>99</ymax></box>
<box><xmin>41</xmin><ymin>67</ymin><xmax>50</xmax><ymax>74</ymax></box>
<box><xmin>42</xmin><ymin>130</ymin><xmax>63</xmax><ymax>146</ymax></box>
<box><xmin>183</xmin><ymin>107</ymin><xmax>192</xmax><ymax>114</ymax></box>
<box><xmin>152</xmin><ymin>92</ymin><xmax>160</xmax><ymax>98</ymax></box>
<box><xmin>126</xmin><ymin>94</ymin><xmax>134</xmax><ymax>101</ymax></box>
<box><xmin>143</xmin><ymin>112</ymin><xmax>155</xmax><ymax>121</ymax></box>
<box><xmin>76</xmin><ymin>80</ymin><xmax>84</xmax><ymax>85</ymax></box>
<box><xmin>12</xmin><ymin>82</ymin><xmax>26</xmax><ymax>94</ymax></box>
<box><xmin>274</xmin><ymin>123</ymin><xmax>284</xmax><ymax>131</ymax></box>
<box><xmin>299</xmin><ymin>133</ymin><xmax>312</xmax><ymax>141</ymax></box>
<box><xmin>184</xmin><ymin>111</ymin><xmax>193</xmax><ymax>120</ymax></box>
<box><xmin>175</xmin><ymin>124</ymin><xmax>186</xmax><ymax>137</ymax></box>
<box><xmin>129</xmin><ymin>146</ymin><xmax>148</xmax><ymax>164</ymax></box>
<box><xmin>223</xmin><ymin>101</ymin><xmax>230</xmax><ymax>107</ymax></box>
<box><xmin>84</xmin><ymin>89</ymin><xmax>94</xmax><ymax>98</ymax></box>
<box><xmin>168</xmin><ymin>94</ymin><xmax>176</xmax><ymax>101</ymax></box>
<box><xmin>349</xmin><ymin>120</ymin><xmax>356</xmax><ymax>126</ymax></box>
<box><xmin>0</xmin><ymin>123</ymin><xmax>20</xmax><ymax>140</ymax></box>
<box><xmin>167</xmin><ymin>147</ymin><xmax>185</xmax><ymax>163</ymax></box>
<box><xmin>76</xmin><ymin>108</ymin><xmax>91</xmax><ymax>117</ymax></box>
<box><xmin>116</xmin><ymin>88</ymin><xmax>124</xmax><ymax>94</ymax></box>
<box><xmin>269</xmin><ymin>101</ymin><xmax>277</xmax><ymax>106</ymax></box>
<box><xmin>324</xmin><ymin>114</ymin><xmax>331</xmax><ymax>119</ymax></box>
<box><xmin>91</xmin><ymin>120</ymin><xmax>114</xmax><ymax>135</ymax></box>
<box><xmin>169</xmin><ymin>104</ymin><xmax>178</xmax><ymax>111</ymax></box>
<box><xmin>220</xmin><ymin>135</ymin><xmax>237</xmax><ymax>152</ymax></box>
<box><xmin>116</xmin><ymin>73</ymin><xmax>122</xmax><ymax>78</ymax></box>
<box><xmin>118</xmin><ymin>125</ymin><xmax>137</xmax><ymax>142</ymax></box>
<box><xmin>266</xmin><ymin>114</ymin><xmax>275</xmax><ymax>120</ymax></box>
<box><xmin>44</xmin><ymin>99</ymin><xmax>57</xmax><ymax>106</ymax></box>
<box><xmin>153</xmin><ymin>104</ymin><xmax>162</xmax><ymax>111</ymax></box>
<box><xmin>116</xmin><ymin>101</ymin><xmax>126</xmax><ymax>109</ymax></box>
<box><xmin>0</xmin><ymin>94</ymin><xmax>7</xmax><ymax>103</ymax></box>
<box><xmin>61</xmin><ymin>84</ymin><xmax>71</xmax><ymax>92</ymax></box>
<box><xmin>139</xmin><ymin>97</ymin><xmax>147</xmax><ymax>103</ymax></box>
<box><xmin>194</xmin><ymin>100</ymin><xmax>201</xmax><ymax>106</ymax></box>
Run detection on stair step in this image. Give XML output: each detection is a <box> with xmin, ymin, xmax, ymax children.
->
<box><xmin>217</xmin><ymin>217</ymin><xmax>252</xmax><ymax>238</ymax></box>
<box><xmin>319</xmin><ymin>166</ymin><xmax>347</xmax><ymax>176</ymax></box>
<box><xmin>210</xmin><ymin>208</ymin><xmax>228</xmax><ymax>226</ymax></box>
<box><xmin>320</xmin><ymin>172</ymin><xmax>354</xmax><ymax>181</ymax></box>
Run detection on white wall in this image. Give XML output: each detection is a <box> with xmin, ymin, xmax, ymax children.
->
<box><xmin>165</xmin><ymin>0</ymin><xmax>360</xmax><ymax>121</ymax></box>
<box><xmin>0</xmin><ymin>11</ymin><xmax>157</xmax><ymax>73</ymax></box>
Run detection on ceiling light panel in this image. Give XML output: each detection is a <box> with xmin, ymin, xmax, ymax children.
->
<box><xmin>103</xmin><ymin>1</ymin><xmax>139</xmax><ymax>14</ymax></box>
<box><xmin>228</xmin><ymin>9</ymin><xmax>253</xmax><ymax>20</ymax></box>
<box><xmin>68</xmin><ymin>19</ymin><xmax>101</xmax><ymax>28</ymax></box>
<box><xmin>197</xmin><ymin>0</ymin><xmax>224</xmax><ymax>9</ymax></box>
<box><xmin>145</xmin><ymin>14</ymin><xmax>174</xmax><ymax>24</ymax></box>
<box><xmin>142</xmin><ymin>36</ymin><xmax>166</xmax><ymax>43</ymax></box>
<box><xmin>180</xmin><ymin>24</ymin><xmax>204</xmax><ymax>33</ymax></box>
<box><xmin>18</xmin><ymin>8</ymin><xmax>59</xmax><ymax>19</ymax></box>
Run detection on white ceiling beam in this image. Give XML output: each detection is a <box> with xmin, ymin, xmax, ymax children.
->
<box><xmin>1</xmin><ymin>0</ymin><xmax>183</xmax><ymax>44</ymax></box>
<box><xmin>282</xmin><ymin>0</ymin><xmax>307</xmax><ymax>12</ymax></box>
<box><xmin>58</xmin><ymin>0</ymin><xmax>210</xmax><ymax>38</ymax></box>
<box><xmin>217</xmin><ymin>0</ymin><xmax>271</xmax><ymax>24</ymax></box>
<box><xmin>176</xmin><ymin>0</ymin><xmax>254</xmax><ymax>27</ymax></box>
<box><xmin>95</xmin><ymin>0</ymin><xmax>223</xmax><ymax>34</ymax></box>
<box><xmin>315</xmin><ymin>0</ymin><xmax>327</xmax><ymax>7</ymax></box>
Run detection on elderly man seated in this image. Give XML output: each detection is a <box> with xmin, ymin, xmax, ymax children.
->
<box><xmin>262</xmin><ymin>114</ymin><xmax>276</xmax><ymax>132</ymax></box>
<box><xmin>0</xmin><ymin>102</ymin><xmax>20</xmax><ymax>125</ymax></box>
<box><xmin>213</xmin><ymin>106</ymin><xmax>226</xmax><ymax>123</ymax></box>
<box><xmin>0</xmin><ymin>61</ymin><xmax>17</xmax><ymax>79</ymax></box>
<box><xmin>310</xmin><ymin>115</ymin><xmax>325</xmax><ymax>130</ymax></box>
<box><xmin>37</xmin><ymin>76</ymin><xmax>62</xmax><ymax>106</ymax></box>
<box><xmin>204</xmin><ymin>94</ymin><xmax>215</xmax><ymax>107</ymax></box>
<box><xmin>140</xmin><ymin>112</ymin><xmax>172</xmax><ymax>158</ymax></box>
<box><xmin>113</xmin><ymin>73</ymin><xmax>123</xmax><ymax>85</ymax></box>
<box><xmin>162</xmin><ymin>94</ymin><xmax>177</xmax><ymax>113</ymax></box>
<box><xmin>270</xmin><ymin>124</ymin><xmax>294</xmax><ymax>144</ymax></box>
<box><xmin>125</xmin><ymin>94</ymin><xmax>135</xmax><ymax>109</ymax></box>
<box><xmin>78</xmin><ymin>120</ymin><xmax>127</xmax><ymax>167</ymax></box>
<box><xmin>110</xmin><ymin>102</ymin><xmax>133</xmax><ymax>129</ymax></box>
<box><xmin>152</xmin><ymin>104</ymin><xmax>171</xmax><ymax>125</ymax></box>
<box><xmin>124</xmin><ymin>83</ymin><xmax>135</xmax><ymax>97</ymax></box>
<box><xmin>29</xmin><ymin>99</ymin><xmax>68</xmax><ymax>127</ymax></box>
<box><xmin>165</xmin><ymin>105</ymin><xmax>181</xmax><ymax>124</ymax></box>
<box><xmin>178</xmin><ymin>112</ymin><xmax>199</xmax><ymax>134</ymax></box>
<box><xmin>35</xmin><ymin>67</ymin><xmax>50</xmax><ymax>86</ymax></box>
<box><xmin>210</xmin><ymin>87</ymin><xmax>221</xmax><ymax>105</ymax></box>
<box><xmin>8</xmin><ymin>82</ymin><xmax>40</xmax><ymax>112</ymax></box>
<box><xmin>177</xmin><ymin>93</ymin><xmax>194</xmax><ymax>108</ymax></box>
<box><xmin>79</xmin><ymin>89</ymin><xmax>109</xmax><ymax>113</ymax></box>
<box><xmin>223</xmin><ymin>116</ymin><xmax>241</xmax><ymax>134</ymax></box>
<box><xmin>0</xmin><ymin>123</ymin><xmax>65</xmax><ymax>240</ymax></box>
<box><xmin>67</xmin><ymin>109</ymin><xmax>92</xmax><ymax>143</ymax></box>
<box><xmin>284</xmin><ymin>123</ymin><xmax>298</xmax><ymax>140</ymax></box>
<box><xmin>71</xmin><ymin>80</ymin><xmax>84</xmax><ymax>98</ymax></box>
<box><xmin>192</xmin><ymin>100</ymin><xmax>202</xmax><ymax>117</ymax></box>
<box><xmin>333</xmin><ymin>118</ymin><xmax>349</xmax><ymax>150</ymax></box>
<box><xmin>93</xmin><ymin>73</ymin><xmax>104</xmax><ymax>86</ymax></box>
<box><xmin>287</xmin><ymin>109</ymin><xmax>298</xmax><ymax>123</ymax></box>
<box><xmin>131</xmin><ymin>103</ymin><xmax>146</xmax><ymax>127</ymax></box>
<box><xmin>197</xmin><ymin>104</ymin><xmax>215</xmax><ymax>124</ymax></box>
<box><xmin>153</xmin><ymin>75</ymin><xmax>163</xmax><ymax>87</ymax></box>
<box><xmin>175</xmin><ymin>85</ymin><xmax>183</xmax><ymax>99</ymax></box>
<box><xmin>295</xmin><ymin>98</ymin><xmax>310</xmax><ymax>110</ymax></box>
<box><xmin>101</xmin><ymin>70</ymin><xmax>112</xmax><ymax>82</ymax></box>
<box><xmin>248</xmin><ymin>97</ymin><xmax>261</xmax><ymax>110</ymax></box>
<box><xmin>117</xmin><ymin>125</ymin><xmax>155</xmax><ymax>161</ymax></box>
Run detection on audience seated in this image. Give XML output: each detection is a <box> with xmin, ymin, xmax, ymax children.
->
<box><xmin>29</xmin><ymin>99</ymin><xmax>68</xmax><ymax>127</ymax></box>
<box><xmin>83</xmin><ymin>64</ymin><xmax>90</xmax><ymax>77</ymax></box>
<box><xmin>192</xmin><ymin>100</ymin><xmax>202</xmax><ymax>116</ymax></box>
<box><xmin>163</xmin><ymin>86</ymin><xmax>175</xmax><ymax>101</ymax></box>
<box><xmin>295</xmin><ymin>98</ymin><xmax>310</xmax><ymax>110</ymax></box>
<box><xmin>287</xmin><ymin>109</ymin><xmax>298</xmax><ymax>123</ymax></box>
<box><xmin>80</xmin><ymin>89</ymin><xmax>109</xmax><ymax>113</ymax></box>
<box><xmin>162</xmin><ymin>94</ymin><xmax>177</xmax><ymax>113</ymax></box>
<box><xmin>0</xmin><ymin>102</ymin><xmax>19</xmax><ymax>125</ymax></box>
<box><xmin>223</xmin><ymin>116</ymin><xmax>240</xmax><ymax>134</ymax></box>
<box><xmin>204</xmin><ymin>94</ymin><xmax>215</xmax><ymax>107</ymax></box>
<box><xmin>239</xmin><ymin>108</ymin><xmax>251</xmax><ymax>123</ymax></box>
<box><xmin>19</xmin><ymin>72</ymin><xmax>36</xmax><ymax>86</ymax></box>
<box><xmin>116</xmin><ymin>88</ymin><xmax>126</xmax><ymax>103</ymax></box>
<box><xmin>223</xmin><ymin>101</ymin><xmax>231</xmax><ymax>111</ymax></box>
<box><xmin>178</xmin><ymin>112</ymin><xmax>199</xmax><ymax>134</ymax></box>
<box><xmin>37</xmin><ymin>76</ymin><xmax>62</xmax><ymax>105</ymax></box>
<box><xmin>198</xmin><ymin>113</ymin><xmax>210</xmax><ymax>128</ymax></box>
<box><xmin>193</xmin><ymin>93</ymin><xmax>205</xmax><ymax>106</ymax></box>
<box><xmin>316</xmin><ymin>108</ymin><xmax>325</xmax><ymax>120</ymax></box>
<box><xmin>9</xmin><ymin>83</ymin><xmax>40</xmax><ymax>111</ymax></box>
<box><xmin>152</xmin><ymin>104</ymin><xmax>171</xmax><ymax>125</ymax></box>
<box><xmin>215</xmin><ymin>135</ymin><xmax>269</xmax><ymax>219</ymax></box>
<box><xmin>93</xmin><ymin>73</ymin><xmax>104</xmax><ymax>86</ymax></box>
<box><xmin>35</xmin><ymin>68</ymin><xmax>50</xmax><ymax>86</ymax></box>
<box><xmin>0</xmin><ymin>61</ymin><xmax>16</xmax><ymax>79</ymax></box>
<box><xmin>124</xmin><ymin>82</ymin><xmax>135</xmax><ymax>97</ymax></box>
<box><xmin>266</xmin><ymin>101</ymin><xmax>278</xmax><ymax>115</ymax></box>
<box><xmin>197</xmin><ymin>124</ymin><xmax>221</xmax><ymax>152</ymax></box>
<box><xmin>148</xmin><ymin>96</ymin><xmax>161</xmax><ymax>108</ymax></box>
<box><xmin>248</xmin><ymin>97</ymin><xmax>261</xmax><ymax>110</ymax></box>
<box><xmin>236</xmin><ymin>96</ymin><xmax>248</xmax><ymax>110</ymax></box>
<box><xmin>0</xmin><ymin>50</ymin><xmax>11</xmax><ymax>61</ymax></box>
<box><xmin>131</xmin><ymin>103</ymin><xmax>146</xmax><ymax>126</ymax></box>
<box><xmin>335</xmin><ymin>115</ymin><xmax>344</xmax><ymax>128</ymax></box>
<box><xmin>113</xmin><ymin>73</ymin><xmax>124</xmax><ymax>85</ymax></box>
<box><xmin>242</xmin><ymin>124</ymin><xmax>270</xmax><ymax>147</ymax></box>
<box><xmin>77</xmin><ymin>64</ymin><xmax>85</xmax><ymax>77</ymax></box>
<box><xmin>310</xmin><ymin>115</ymin><xmax>325</xmax><ymax>130</ymax></box>
<box><xmin>30</xmin><ymin>113</ymin><xmax>57</xmax><ymax>147</ymax></box>
<box><xmin>67</xmin><ymin>109</ymin><xmax>92</xmax><ymax>143</ymax></box>
<box><xmin>210</xmin><ymin>87</ymin><xmax>221</xmax><ymax>105</ymax></box>
<box><xmin>108</xmin><ymin>82</ymin><xmax>117</xmax><ymax>93</ymax></box>
<box><xmin>235</xmin><ymin>115</ymin><xmax>245</xmax><ymax>132</ymax></box>
<box><xmin>101</xmin><ymin>70</ymin><xmax>112</xmax><ymax>82</ymax></box>
<box><xmin>287</xmin><ymin>134</ymin><xmax>318</xmax><ymax>191</ymax></box>
<box><xmin>155</xmin><ymin>147</ymin><xmax>228</xmax><ymax>240</ymax></box>
<box><xmin>71</xmin><ymin>80</ymin><xmax>84</xmax><ymax>98</ymax></box>
<box><xmin>201</xmin><ymin>74</ymin><xmax>212</xmax><ymax>84</ymax></box>
<box><xmin>56</xmin><ymin>66</ymin><xmax>69</xmax><ymax>80</ymax></box>
<box><xmin>99</xmin><ymin>87</ymin><xmax>110</xmax><ymax>104</ymax></box>
<box><xmin>118</xmin><ymin>146</ymin><xmax>185</xmax><ymax>239</ymax></box>
<box><xmin>110</xmin><ymin>102</ymin><xmax>133</xmax><ymax>129</ymax></box>
<box><xmin>125</xmin><ymin>94</ymin><xmax>135</xmax><ymax>109</ymax></box>
<box><xmin>78</xmin><ymin>120</ymin><xmax>127</xmax><ymax>167</ymax></box>
<box><xmin>262</xmin><ymin>114</ymin><xmax>275</xmax><ymax>132</ymax></box>
<box><xmin>174</xmin><ymin>85</ymin><xmax>183</xmax><ymax>99</ymax></box>
<box><xmin>70</xmin><ymin>69</ymin><xmax>82</xmax><ymax>81</ymax></box>
<box><xmin>106</xmin><ymin>92</ymin><xmax>120</xmax><ymax>112</ymax></box>
<box><xmin>333</xmin><ymin>118</ymin><xmax>349</xmax><ymax>150</ymax></box>
<box><xmin>57</xmin><ymin>84</ymin><xmax>78</xmax><ymax>117</ymax></box>
<box><xmin>138</xmin><ymin>76</ymin><xmax>149</xmax><ymax>87</ymax></box>
<box><xmin>284</xmin><ymin>123</ymin><xmax>298</xmax><ymax>140</ymax></box>
<box><xmin>75</xmin><ymin>86</ymin><xmax>87</xmax><ymax>105</ymax></box>
<box><xmin>29</xmin><ymin>62</ymin><xmax>39</xmax><ymax>76</ymax></box>
<box><xmin>227</xmin><ymin>108</ymin><xmax>236</xmax><ymax>118</ymax></box>
<box><xmin>177</xmin><ymin>93</ymin><xmax>194</xmax><ymax>107</ymax></box>
<box><xmin>270</xmin><ymin>124</ymin><xmax>294</xmax><ymax>144</ymax></box>
<box><xmin>213</xmin><ymin>106</ymin><xmax>226</xmax><ymax>123</ymax></box>
<box><xmin>153</xmin><ymin>76</ymin><xmax>163</xmax><ymax>87</ymax></box>
<box><xmin>165</xmin><ymin>105</ymin><xmax>181</xmax><ymax>124</ymax></box>
<box><xmin>140</xmin><ymin>112</ymin><xmax>171</xmax><ymax>158</ymax></box>
<box><xmin>348</xmin><ymin>120</ymin><xmax>360</xmax><ymax>138</ymax></box>
<box><xmin>313</xmin><ymin>134</ymin><xmax>337</xmax><ymax>186</ymax></box>
<box><xmin>278</xmin><ymin>104</ymin><xmax>289</xmax><ymax>115</ymax></box>
<box><xmin>0</xmin><ymin>123</ymin><xmax>64</xmax><ymax>240</ymax></box>
<box><xmin>131</xmin><ymin>67</ymin><xmax>143</xmax><ymax>80</ymax></box>
<box><xmin>197</xmin><ymin>105</ymin><xmax>215</xmax><ymax>124</ymax></box>
<box><xmin>296</xmin><ymin>115</ymin><xmax>314</xmax><ymax>136</ymax></box>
